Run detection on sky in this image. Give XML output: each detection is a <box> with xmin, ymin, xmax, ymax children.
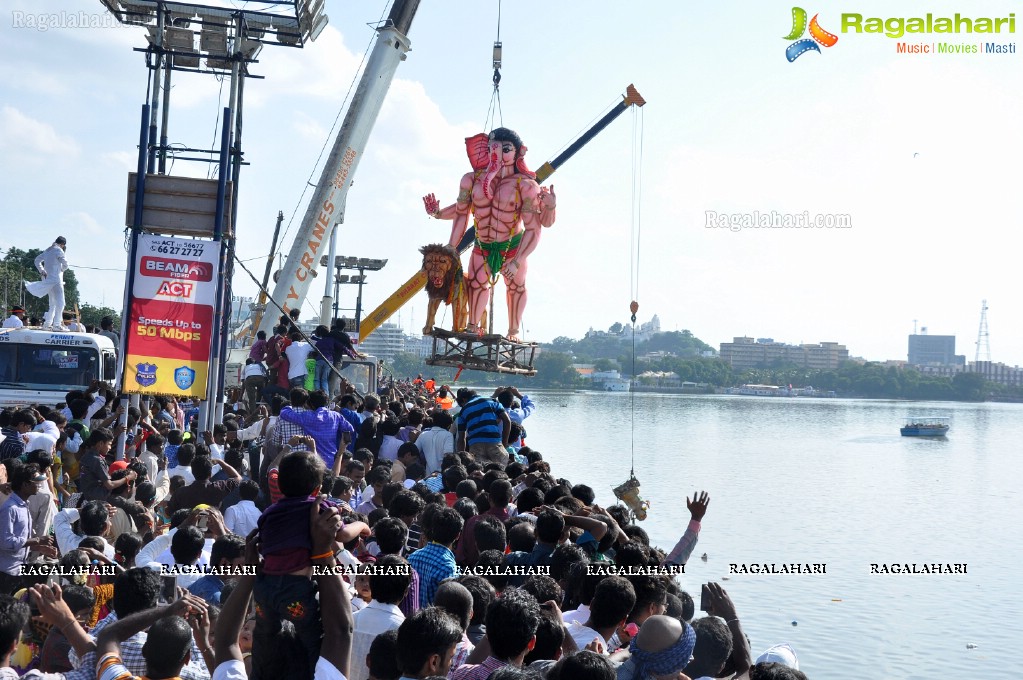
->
<box><xmin>2</xmin><ymin>0</ymin><xmax>1021</xmax><ymax>365</ymax></box>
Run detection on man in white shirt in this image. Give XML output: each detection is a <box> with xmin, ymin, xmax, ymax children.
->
<box><xmin>52</xmin><ymin>501</ymin><xmax>116</xmax><ymax>559</ymax></box>
<box><xmin>1</xmin><ymin>305</ymin><xmax>25</xmax><ymax>328</ymax></box>
<box><xmin>348</xmin><ymin>555</ymin><xmax>410</xmax><ymax>680</ymax></box>
<box><xmin>25</xmin><ymin>236</ymin><xmax>69</xmax><ymax>330</ymax></box>
<box><xmin>223</xmin><ymin>480</ymin><xmax>261</xmax><ymax>537</ymax></box>
<box><xmin>416</xmin><ymin>410</ymin><xmax>455</xmax><ymax>474</ymax></box>
<box><xmin>284</xmin><ymin>332</ymin><xmax>312</xmax><ymax>387</ymax></box>
<box><xmin>567</xmin><ymin>577</ymin><xmax>635</xmax><ymax>655</ymax></box>
<box><xmin>166</xmin><ymin>443</ymin><xmax>196</xmax><ymax>485</ymax></box>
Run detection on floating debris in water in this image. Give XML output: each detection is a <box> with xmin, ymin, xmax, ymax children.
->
<box><xmin>831</xmin><ymin>599</ymin><xmax>843</xmax><ymax>602</ymax></box>
<box><xmin>966</xmin><ymin>643</ymin><xmax>978</xmax><ymax>650</ymax></box>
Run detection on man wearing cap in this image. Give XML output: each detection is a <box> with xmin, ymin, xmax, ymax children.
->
<box><xmin>0</xmin><ymin>463</ymin><xmax>58</xmax><ymax>594</ymax></box>
<box><xmin>1</xmin><ymin>305</ymin><xmax>25</xmax><ymax>328</ymax></box>
<box><xmin>25</xmin><ymin>236</ymin><xmax>68</xmax><ymax>330</ymax></box>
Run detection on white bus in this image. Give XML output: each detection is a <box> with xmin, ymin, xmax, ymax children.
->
<box><xmin>0</xmin><ymin>329</ymin><xmax>118</xmax><ymax>407</ymax></box>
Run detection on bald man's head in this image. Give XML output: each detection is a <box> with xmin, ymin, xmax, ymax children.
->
<box><xmin>635</xmin><ymin>615</ymin><xmax>683</xmax><ymax>652</ymax></box>
<box><xmin>629</xmin><ymin>615</ymin><xmax>698</xmax><ymax>679</ymax></box>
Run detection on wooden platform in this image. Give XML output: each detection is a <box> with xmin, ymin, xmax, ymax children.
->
<box><xmin>425</xmin><ymin>329</ymin><xmax>539</xmax><ymax>376</ymax></box>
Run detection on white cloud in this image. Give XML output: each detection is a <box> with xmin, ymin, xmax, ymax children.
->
<box><xmin>0</xmin><ymin>105</ymin><xmax>80</xmax><ymax>158</ymax></box>
<box><xmin>101</xmin><ymin>150</ymin><xmax>137</xmax><ymax>171</ymax></box>
<box><xmin>60</xmin><ymin>212</ymin><xmax>104</xmax><ymax>236</ymax></box>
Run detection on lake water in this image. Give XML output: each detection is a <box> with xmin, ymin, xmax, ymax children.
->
<box><xmin>518</xmin><ymin>390</ymin><xmax>1022</xmax><ymax>679</ymax></box>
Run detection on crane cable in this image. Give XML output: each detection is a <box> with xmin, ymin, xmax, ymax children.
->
<box><xmin>628</xmin><ymin>102</ymin><xmax>645</xmax><ymax>478</ymax></box>
<box><xmin>484</xmin><ymin>0</ymin><xmax>503</xmax><ymax>131</ymax></box>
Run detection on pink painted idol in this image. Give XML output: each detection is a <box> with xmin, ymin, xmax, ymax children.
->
<box><xmin>424</xmin><ymin>128</ymin><xmax>556</xmax><ymax>341</ymax></box>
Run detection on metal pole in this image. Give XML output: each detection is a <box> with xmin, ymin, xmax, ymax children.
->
<box><xmin>158</xmin><ymin>58</ymin><xmax>171</xmax><ymax>174</ymax></box>
<box><xmin>147</xmin><ymin>7</ymin><xmax>164</xmax><ymax>172</ymax></box>
<box><xmin>115</xmin><ymin>103</ymin><xmax>152</xmax><ymax>462</ymax></box>
<box><xmin>214</xmin><ymin>49</ymin><xmax>244</xmax><ymax>423</ymax></box>
<box><xmin>204</xmin><ymin>106</ymin><xmax>232</xmax><ymax>431</ymax></box>
<box><xmin>355</xmin><ymin>270</ymin><xmax>365</xmax><ymax>341</ymax></box>
<box><xmin>333</xmin><ymin>274</ymin><xmax>340</xmax><ymax>320</ymax></box>
<box><xmin>320</xmin><ymin>223</ymin><xmax>338</xmax><ymax>326</ymax></box>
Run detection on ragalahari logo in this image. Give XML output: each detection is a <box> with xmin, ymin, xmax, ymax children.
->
<box><xmin>784</xmin><ymin>7</ymin><xmax>839</xmax><ymax>61</ymax></box>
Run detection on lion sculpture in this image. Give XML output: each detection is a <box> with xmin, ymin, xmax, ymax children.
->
<box><xmin>420</xmin><ymin>243</ymin><xmax>480</xmax><ymax>335</ymax></box>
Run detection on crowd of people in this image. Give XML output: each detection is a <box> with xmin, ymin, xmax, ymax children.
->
<box><xmin>0</xmin><ymin>372</ymin><xmax>809</xmax><ymax>679</ymax></box>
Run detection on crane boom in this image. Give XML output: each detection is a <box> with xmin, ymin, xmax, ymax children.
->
<box><xmin>256</xmin><ymin>0</ymin><xmax>420</xmax><ymax>338</ymax></box>
<box><xmin>359</xmin><ymin>84</ymin><xmax>646</xmax><ymax>340</ymax></box>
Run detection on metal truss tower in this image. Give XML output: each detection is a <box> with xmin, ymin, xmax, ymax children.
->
<box><xmin>975</xmin><ymin>299</ymin><xmax>990</xmax><ymax>363</ymax></box>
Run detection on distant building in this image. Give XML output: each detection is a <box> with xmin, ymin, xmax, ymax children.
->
<box><xmin>907</xmin><ymin>334</ymin><xmax>963</xmax><ymax>366</ymax></box>
<box><xmin>404</xmin><ymin>334</ymin><xmax>433</xmax><ymax>359</ymax></box>
<box><xmin>968</xmin><ymin>360</ymin><xmax>1023</xmax><ymax>387</ymax></box>
<box><xmin>719</xmin><ymin>336</ymin><xmax>849</xmax><ymax>370</ymax></box>
<box><xmin>357</xmin><ymin>323</ymin><xmax>404</xmax><ymax>363</ymax></box>
<box><xmin>571</xmin><ymin>363</ymin><xmax>596</xmax><ymax>377</ymax></box>
<box><xmin>911</xmin><ymin>360</ymin><xmax>1023</xmax><ymax>387</ymax></box>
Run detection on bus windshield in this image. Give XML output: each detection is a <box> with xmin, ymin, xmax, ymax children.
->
<box><xmin>0</xmin><ymin>343</ymin><xmax>101</xmax><ymax>391</ymax></box>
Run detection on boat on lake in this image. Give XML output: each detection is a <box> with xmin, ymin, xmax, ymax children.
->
<box><xmin>901</xmin><ymin>416</ymin><xmax>950</xmax><ymax>437</ymax></box>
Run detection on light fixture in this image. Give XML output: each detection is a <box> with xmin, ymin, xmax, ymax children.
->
<box><xmin>120</xmin><ymin>1</ymin><xmax>154</xmax><ymax>25</ymax></box>
<box><xmin>244</xmin><ymin>18</ymin><xmax>270</xmax><ymax>40</ymax></box>
<box><xmin>239</xmin><ymin>38</ymin><xmax>263</xmax><ymax>61</ymax></box>
<box><xmin>277</xmin><ymin>28</ymin><xmax>300</xmax><ymax>45</ymax></box>
<box><xmin>298</xmin><ymin>0</ymin><xmax>327</xmax><ymax>41</ymax></box>
<box><xmin>99</xmin><ymin>0</ymin><xmax>122</xmax><ymax>17</ymax></box>
<box><xmin>308</xmin><ymin>14</ymin><xmax>328</xmax><ymax>41</ymax></box>
<box><xmin>169</xmin><ymin>11</ymin><xmax>192</xmax><ymax>28</ymax></box>
<box><xmin>166</xmin><ymin>25</ymin><xmax>200</xmax><ymax>67</ymax></box>
<box><xmin>200</xmin><ymin>25</ymin><xmax>228</xmax><ymax>54</ymax></box>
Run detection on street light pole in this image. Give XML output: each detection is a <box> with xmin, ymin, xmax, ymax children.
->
<box><xmin>355</xmin><ymin>268</ymin><xmax>365</xmax><ymax>339</ymax></box>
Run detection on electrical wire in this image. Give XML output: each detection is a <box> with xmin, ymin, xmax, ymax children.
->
<box><xmin>207</xmin><ymin>74</ymin><xmax>227</xmax><ymax>180</ymax></box>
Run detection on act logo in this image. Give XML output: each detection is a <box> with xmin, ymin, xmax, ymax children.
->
<box><xmin>156</xmin><ymin>281</ymin><xmax>195</xmax><ymax>297</ymax></box>
<box><xmin>784</xmin><ymin>7</ymin><xmax>839</xmax><ymax>62</ymax></box>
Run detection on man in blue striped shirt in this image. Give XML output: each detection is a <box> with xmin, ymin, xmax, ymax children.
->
<box><xmin>454</xmin><ymin>389</ymin><xmax>510</xmax><ymax>466</ymax></box>
<box><xmin>408</xmin><ymin>507</ymin><xmax>463</xmax><ymax>608</ymax></box>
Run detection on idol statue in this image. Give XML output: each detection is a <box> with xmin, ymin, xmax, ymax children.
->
<box><xmin>25</xmin><ymin>236</ymin><xmax>68</xmax><ymax>331</ymax></box>
<box><xmin>424</xmin><ymin>128</ymin><xmax>556</xmax><ymax>341</ymax></box>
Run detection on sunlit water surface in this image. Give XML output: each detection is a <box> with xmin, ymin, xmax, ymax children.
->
<box><xmin>516</xmin><ymin>391</ymin><xmax>1022</xmax><ymax>679</ymax></box>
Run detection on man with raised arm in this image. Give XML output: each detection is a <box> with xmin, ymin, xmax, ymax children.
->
<box><xmin>664</xmin><ymin>491</ymin><xmax>710</xmax><ymax>567</ymax></box>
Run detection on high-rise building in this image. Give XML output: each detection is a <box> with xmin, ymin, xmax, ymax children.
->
<box><xmin>907</xmin><ymin>334</ymin><xmax>959</xmax><ymax>366</ymax></box>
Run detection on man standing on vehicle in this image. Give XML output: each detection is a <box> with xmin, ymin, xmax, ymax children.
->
<box><xmin>1</xmin><ymin>305</ymin><xmax>25</xmax><ymax>329</ymax></box>
<box><xmin>25</xmin><ymin>236</ymin><xmax>69</xmax><ymax>331</ymax></box>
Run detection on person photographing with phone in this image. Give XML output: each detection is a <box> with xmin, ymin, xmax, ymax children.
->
<box><xmin>684</xmin><ymin>582</ymin><xmax>752</xmax><ymax>680</ymax></box>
